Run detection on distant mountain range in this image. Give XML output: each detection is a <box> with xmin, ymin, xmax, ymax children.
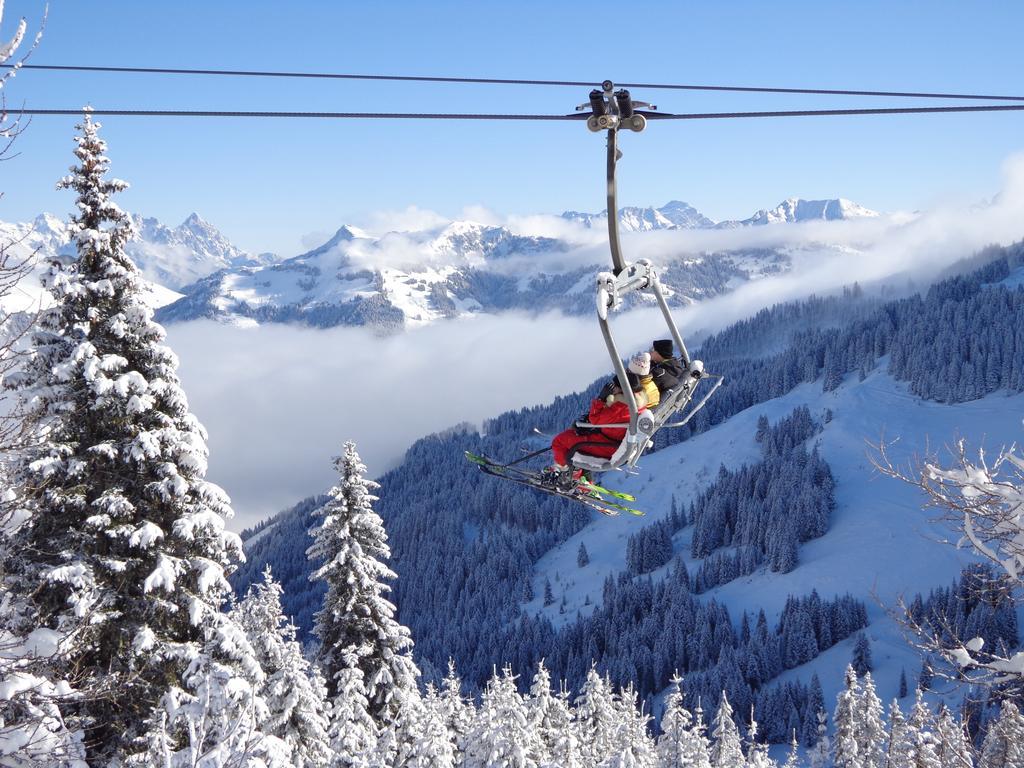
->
<box><xmin>562</xmin><ymin>197</ymin><xmax>879</xmax><ymax>230</ymax></box>
<box><xmin>1</xmin><ymin>197</ymin><xmax>879</xmax><ymax>328</ymax></box>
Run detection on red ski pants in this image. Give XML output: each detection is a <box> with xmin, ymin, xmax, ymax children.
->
<box><xmin>551</xmin><ymin>428</ymin><xmax>619</xmax><ymax>466</ymax></box>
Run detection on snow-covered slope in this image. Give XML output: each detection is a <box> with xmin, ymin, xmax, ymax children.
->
<box><xmin>526</xmin><ymin>367</ymin><xmax>1016</xmax><ymax>711</ymax></box>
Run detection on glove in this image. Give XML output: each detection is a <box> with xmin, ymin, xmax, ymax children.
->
<box><xmin>597</xmin><ymin>379</ymin><xmax>617</xmax><ymax>401</ymax></box>
<box><xmin>574</xmin><ymin>413</ymin><xmax>597</xmax><ymax>435</ymax></box>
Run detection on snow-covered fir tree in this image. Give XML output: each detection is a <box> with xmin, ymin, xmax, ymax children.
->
<box><xmin>833</xmin><ymin>665</ymin><xmax>862</xmax><ymax>768</ymax></box>
<box><xmin>886</xmin><ymin>700</ymin><xmax>914</xmax><ymax>768</ymax></box>
<box><xmin>233</xmin><ymin>566</ymin><xmax>331</xmax><ymax>768</ymax></box>
<box><xmin>602</xmin><ymin>682</ymin><xmax>657</xmax><ymax>768</ymax></box>
<box><xmin>782</xmin><ymin>731</ymin><xmax>800</xmax><ymax>768</ymax></box>
<box><xmin>708</xmin><ymin>693</ymin><xmax>745</xmax><ymax>768</ymax></box>
<box><xmin>807</xmin><ymin>709</ymin><xmax>831</xmax><ymax>768</ymax></box>
<box><xmin>575</xmin><ymin>667</ymin><xmax>619</xmax><ymax>767</ymax></box>
<box><xmin>2</xmin><ymin>110</ymin><xmax>258</xmax><ymax>764</ymax></box>
<box><xmin>463</xmin><ymin>665</ymin><xmax>540</xmax><ymax>768</ymax></box>
<box><xmin>578</xmin><ymin>543</ymin><xmax>590</xmax><ymax>568</ymax></box>
<box><xmin>439</xmin><ymin>659</ymin><xmax>472</xmax><ymax>757</ymax></box>
<box><xmin>978</xmin><ymin>700</ymin><xmax>1024</xmax><ymax>768</ymax></box>
<box><xmin>307</xmin><ymin>440</ymin><xmax>419</xmax><ymax>726</ymax></box>
<box><xmin>907</xmin><ymin>689</ymin><xmax>941</xmax><ymax>768</ymax></box>
<box><xmin>527</xmin><ymin>660</ymin><xmax>577</xmax><ymax>767</ymax></box>
<box><xmin>933</xmin><ymin>707</ymin><xmax>973</xmax><ymax>768</ymax></box>
<box><xmin>857</xmin><ymin>672</ymin><xmax>886</xmax><ymax>768</ymax></box>
<box><xmin>327</xmin><ymin>650</ymin><xmax>378</xmax><ymax>768</ymax></box>
<box><xmin>375</xmin><ymin>683</ymin><xmax>433</xmax><ymax>768</ymax></box>
<box><xmin>405</xmin><ymin>684</ymin><xmax>457</xmax><ymax>768</ymax></box>
<box><xmin>656</xmin><ymin>674</ymin><xmax>711</xmax><ymax>768</ymax></box>
<box><xmin>143</xmin><ymin>621</ymin><xmax>290</xmax><ymax>768</ymax></box>
<box><xmin>745</xmin><ymin>711</ymin><xmax>774</xmax><ymax>768</ymax></box>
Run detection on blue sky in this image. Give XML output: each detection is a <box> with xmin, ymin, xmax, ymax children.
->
<box><xmin>3</xmin><ymin>1</ymin><xmax>1024</xmax><ymax>256</ymax></box>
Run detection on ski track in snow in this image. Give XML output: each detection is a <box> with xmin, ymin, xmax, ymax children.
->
<box><xmin>524</xmin><ymin>366</ymin><xmax>1024</xmax><ymax>715</ymax></box>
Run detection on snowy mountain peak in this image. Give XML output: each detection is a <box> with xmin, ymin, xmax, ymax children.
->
<box><xmin>561</xmin><ymin>201</ymin><xmax>716</xmax><ymax>231</ymax></box>
<box><xmin>739</xmin><ymin>198</ymin><xmax>880</xmax><ymax>226</ymax></box>
<box><xmin>32</xmin><ymin>212</ymin><xmax>67</xmax><ymax>238</ymax></box>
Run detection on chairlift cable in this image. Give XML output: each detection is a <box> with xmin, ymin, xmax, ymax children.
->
<box><xmin>5</xmin><ymin>63</ymin><xmax>1024</xmax><ymax>102</ymax></box>
<box><xmin>8</xmin><ymin>103</ymin><xmax>1024</xmax><ymax>120</ymax></box>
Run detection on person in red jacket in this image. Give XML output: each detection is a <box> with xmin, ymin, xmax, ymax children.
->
<box><xmin>543</xmin><ymin>370</ymin><xmax>649</xmax><ymax>490</ymax></box>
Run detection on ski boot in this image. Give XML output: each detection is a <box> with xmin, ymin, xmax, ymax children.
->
<box><xmin>539</xmin><ymin>464</ymin><xmax>571</xmax><ymax>489</ymax></box>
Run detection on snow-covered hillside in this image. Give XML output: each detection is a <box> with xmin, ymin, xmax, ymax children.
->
<box><xmin>527</xmin><ymin>368</ymin><xmax>1016</xmax><ymax>711</ymax></box>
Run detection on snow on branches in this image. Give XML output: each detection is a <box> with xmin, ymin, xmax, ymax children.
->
<box><xmin>876</xmin><ymin>437</ymin><xmax>1024</xmax><ymax>691</ymax></box>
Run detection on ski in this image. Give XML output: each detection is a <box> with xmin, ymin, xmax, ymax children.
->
<box><xmin>466</xmin><ymin>450</ymin><xmax>636</xmax><ymax>502</ymax></box>
<box><xmin>465</xmin><ymin>452</ymin><xmax>645</xmax><ymax>517</ymax></box>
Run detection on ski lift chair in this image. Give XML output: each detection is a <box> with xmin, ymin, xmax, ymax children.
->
<box><xmin>568</xmin><ymin>82</ymin><xmax>724</xmax><ymax>474</ymax></box>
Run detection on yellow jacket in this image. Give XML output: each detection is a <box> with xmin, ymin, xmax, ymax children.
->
<box><xmin>641</xmin><ymin>376</ymin><xmax>660</xmax><ymax>408</ymax></box>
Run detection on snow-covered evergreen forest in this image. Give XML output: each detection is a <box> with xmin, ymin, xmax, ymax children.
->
<box><xmin>3</xmin><ymin>13</ymin><xmax>1024</xmax><ymax>765</ymax></box>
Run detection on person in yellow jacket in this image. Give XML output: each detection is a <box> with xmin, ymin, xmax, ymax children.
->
<box><xmin>628</xmin><ymin>351</ymin><xmax>660</xmax><ymax>409</ymax></box>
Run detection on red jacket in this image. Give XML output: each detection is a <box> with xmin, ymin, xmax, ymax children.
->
<box><xmin>587</xmin><ymin>392</ymin><xmax>647</xmax><ymax>444</ymax></box>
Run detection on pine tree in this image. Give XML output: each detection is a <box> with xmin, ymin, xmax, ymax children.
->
<box><xmin>856</xmin><ymin>672</ymin><xmax>887</xmax><ymax>768</ymax></box>
<box><xmin>328</xmin><ymin>651</ymin><xmax>378</xmax><ymax>768</ymax></box>
<box><xmin>528</xmin><ymin>659</ymin><xmax>579</xmax><ymax>767</ymax></box>
<box><xmin>808</xmin><ymin>709</ymin><xmax>831</xmax><ymax>768</ymax></box>
<box><xmin>3</xmin><ymin>109</ymin><xmax>256</xmax><ymax>764</ymax></box>
<box><xmin>782</xmin><ymin>731</ymin><xmax>800</xmax><ymax>768</ymax></box>
<box><xmin>745</xmin><ymin>711</ymin><xmax>775</xmax><ymax>768</ymax></box>
<box><xmin>934</xmin><ymin>708</ymin><xmax>972</xmax><ymax>768</ymax></box>
<box><xmin>153</xmin><ymin>623</ymin><xmax>290</xmax><ymax>768</ymax></box>
<box><xmin>575</xmin><ymin>667</ymin><xmax>618</xmax><ymax>767</ymax></box>
<box><xmin>899</xmin><ymin>669</ymin><xmax>909</xmax><ymax>699</ymax></box>
<box><xmin>233</xmin><ymin>566</ymin><xmax>331</xmax><ymax>768</ymax></box>
<box><xmin>377</xmin><ymin>684</ymin><xmax>435</xmax><ymax>768</ymax></box>
<box><xmin>887</xmin><ymin>700</ymin><xmax>914</xmax><ymax>768</ymax></box>
<box><xmin>833</xmin><ymin>665</ymin><xmax>862</xmax><ymax>768</ymax></box>
<box><xmin>408</xmin><ymin>685</ymin><xmax>458</xmax><ymax>768</ymax></box>
<box><xmin>803</xmin><ymin>674</ymin><xmax>826</xmax><ymax>747</ymax></box>
<box><xmin>709</xmin><ymin>693</ymin><xmax>745</xmax><ymax>768</ymax></box>
<box><xmin>464</xmin><ymin>666</ymin><xmax>541</xmax><ymax>768</ymax></box>
<box><xmin>979</xmin><ymin>700</ymin><xmax>1024</xmax><ymax>768</ymax></box>
<box><xmin>578</xmin><ymin>542</ymin><xmax>590</xmax><ymax>568</ymax></box>
<box><xmin>544</xmin><ymin>578</ymin><xmax>555</xmax><ymax>607</ymax></box>
<box><xmin>656</xmin><ymin>674</ymin><xmax>706</xmax><ymax>768</ymax></box>
<box><xmin>907</xmin><ymin>689</ymin><xmax>940</xmax><ymax>768</ymax></box>
<box><xmin>307</xmin><ymin>441</ymin><xmax>419</xmax><ymax>726</ymax></box>
<box><xmin>603</xmin><ymin>683</ymin><xmax>657</xmax><ymax>768</ymax></box>
<box><xmin>440</xmin><ymin>659</ymin><xmax>472</xmax><ymax>757</ymax></box>
<box><xmin>851</xmin><ymin>632</ymin><xmax>873</xmax><ymax>676</ymax></box>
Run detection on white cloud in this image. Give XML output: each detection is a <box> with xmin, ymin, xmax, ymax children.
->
<box><xmin>360</xmin><ymin>205</ymin><xmax>450</xmax><ymax>236</ymax></box>
<box><xmin>167</xmin><ymin>313</ymin><xmax>621</xmax><ymax>532</ymax></box>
